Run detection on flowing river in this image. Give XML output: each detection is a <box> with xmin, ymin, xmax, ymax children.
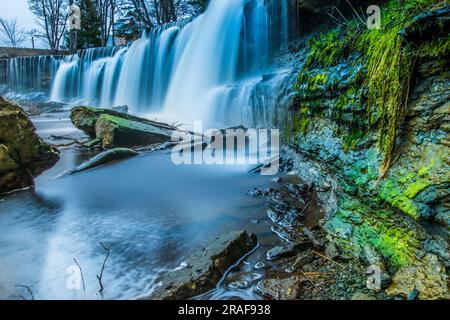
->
<box><xmin>0</xmin><ymin>0</ymin><xmax>301</xmax><ymax>299</ymax></box>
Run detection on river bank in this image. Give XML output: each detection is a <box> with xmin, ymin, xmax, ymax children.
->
<box><xmin>0</xmin><ymin>102</ymin><xmax>388</xmax><ymax>300</ymax></box>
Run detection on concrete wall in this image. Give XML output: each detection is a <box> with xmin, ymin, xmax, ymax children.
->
<box><xmin>0</xmin><ymin>47</ymin><xmax>68</xmax><ymax>59</ymax></box>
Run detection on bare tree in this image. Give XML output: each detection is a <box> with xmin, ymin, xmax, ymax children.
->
<box><xmin>129</xmin><ymin>0</ymin><xmax>154</xmax><ymax>28</ymax></box>
<box><xmin>0</xmin><ymin>17</ymin><xmax>27</xmax><ymax>48</ymax></box>
<box><xmin>94</xmin><ymin>0</ymin><xmax>118</xmax><ymax>46</ymax></box>
<box><xmin>28</xmin><ymin>0</ymin><xmax>68</xmax><ymax>52</ymax></box>
<box><xmin>129</xmin><ymin>0</ymin><xmax>182</xmax><ymax>27</ymax></box>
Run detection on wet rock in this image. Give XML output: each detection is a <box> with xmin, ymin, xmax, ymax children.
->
<box><xmin>271</xmin><ymin>224</ymin><xmax>312</xmax><ymax>247</ymax></box>
<box><xmin>266</xmin><ymin>244</ymin><xmax>297</xmax><ymax>261</ymax></box>
<box><xmin>56</xmin><ymin>148</ymin><xmax>138</xmax><ymax>178</ymax></box>
<box><xmin>325</xmin><ymin>242</ymin><xmax>339</xmax><ymax>260</ymax></box>
<box><xmin>399</xmin><ymin>4</ymin><xmax>450</xmax><ymax>45</ymax></box>
<box><xmin>111</xmin><ymin>105</ymin><xmax>128</xmax><ymax>113</ymax></box>
<box><xmin>256</xmin><ymin>275</ymin><xmax>305</xmax><ymax>300</ymax></box>
<box><xmin>0</xmin><ymin>98</ymin><xmax>59</xmax><ymax>193</ymax></box>
<box><xmin>228</xmin><ymin>280</ymin><xmax>250</xmax><ymax>290</ymax></box>
<box><xmin>285</xmin><ymin>182</ymin><xmax>309</xmax><ymax>198</ymax></box>
<box><xmin>70</xmin><ymin>106</ymin><xmax>176</xmax><ymax>148</ymax></box>
<box><xmin>147</xmin><ymin>230</ymin><xmax>257</xmax><ymax>300</ymax></box>
<box><xmin>386</xmin><ymin>254</ymin><xmax>449</xmax><ymax>300</ymax></box>
<box><xmin>303</xmin><ymin>227</ymin><xmax>325</xmax><ymax>249</ymax></box>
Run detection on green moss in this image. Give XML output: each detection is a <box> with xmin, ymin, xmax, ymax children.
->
<box><xmin>306</xmin><ymin>29</ymin><xmax>346</xmax><ymax>67</ymax></box>
<box><xmin>327</xmin><ymin>197</ymin><xmax>422</xmax><ymax>267</ymax></box>
<box><xmin>343</xmin><ymin>129</ymin><xmax>364</xmax><ymax>153</ymax></box>
<box><xmin>292</xmin><ymin>106</ymin><xmax>311</xmax><ymax>134</ymax></box>
<box><xmin>379</xmin><ymin>180</ymin><xmax>422</xmax><ymax>219</ymax></box>
<box><xmin>294</xmin><ymin>0</ymin><xmax>443</xmax><ymax>177</ymax></box>
<box><xmin>417</xmin><ymin>33</ymin><xmax>450</xmax><ymax>58</ymax></box>
<box><xmin>404</xmin><ymin>179</ymin><xmax>432</xmax><ymax>198</ymax></box>
<box><xmin>418</xmin><ymin>159</ymin><xmax>435</xmax><ymax>177</ymax></box>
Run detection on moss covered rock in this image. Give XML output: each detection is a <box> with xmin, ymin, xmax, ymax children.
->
<box><xmin>70</xmin><ymin>106</ymin><xmax>175</xmax><ymax>149</ymax></box>
<box><xmin>386</xmin><ymin>254</ymin><xmax>448</xmax><ymax>300</ymax></box>
<box><xmin>0</xmin><ymin>97</ymin><xmax>59</xmax><ymax>193</ymax></box>
<box><xmin>288</xmin><ymin>0</ymin><xmax>449</xmax><ymax>299</ymax></box>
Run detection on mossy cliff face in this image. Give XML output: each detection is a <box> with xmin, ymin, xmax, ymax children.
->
<box><xmin>289</xmin><ymin>1</ymin><xmax>449</xmax><ymax>299</ymax></box>
<box><xmin>0</xmin><ymin>97</ymin><xmax>59</xmax><ymax>193</ymax></box>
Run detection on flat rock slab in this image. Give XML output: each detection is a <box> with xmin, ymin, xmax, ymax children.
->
<box><xmin>256</xmin><ymin>275</ymin><xmax>305</xmax><ymax>300</ymax></box>
<box><xmin>148</xmin><ymin>230</ymin><xmax>257</xmax><ymax>300</ymax></box>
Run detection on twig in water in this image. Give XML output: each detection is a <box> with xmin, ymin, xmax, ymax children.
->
<box><xmin>312</xmin><ymin>250</ymin><xmax>345</xmax><ymax>269</ymax></box>
<box><xmin>73</xmin><ymin>258</ymin><xmax>86</xmax><ymax>292</ymax></box>
<box><xmin>264</xmin><ymin>201</ymin><xmax>286</xmax><ymax>215</ymax></box>
<box><xmin>299</xmin><ymin>200</ymin><xmax>311</xmax><ymax>216</ymax></box>
<box><xmin>96</xmin><ymin>242</ymin><xmax>111</xmax><ymax>294</ymax></box>
<box><xmin>299</xmin><ymin>269</ymin><xmax>324</xmax><ymax>296</ymax></box>
<box><xmin>52</xmin><ymin>139</ymin><xmax>90</xmax><ymax>147</ymax></box>
<box><xmin>15</xmin><ymin>284</ymin><xmax>35</xmax><ymax>300</ymax></box>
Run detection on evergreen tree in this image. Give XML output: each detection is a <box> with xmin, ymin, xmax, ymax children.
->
<box><xmin>189</xmin><ymin>0</ymin><xmax>209</xmax><ymax>14</ymax></box>
<box><xmin>114</xmin><ymin>3</ymin><xmax>142</xmax><ymax>43</ymax></box>
<box><xmin>77</xmin><ymin>0</ymin><xmax>102</xmax><ymax>49</ymax></box>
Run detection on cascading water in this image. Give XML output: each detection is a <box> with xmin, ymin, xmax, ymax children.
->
<box><xmin>5</xmin><ymin>0</ymin><xmax>295</xmax><ymax>128</ymax></box>
<box><xmin>2</xmin><ymin>55</ymin><xmax>60</xmax><ymax>97</ymax></box>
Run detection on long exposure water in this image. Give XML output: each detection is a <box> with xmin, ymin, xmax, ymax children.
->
<box><xmin>0</xmin><ymin>111</ymin><xmax>287</xmax><ymax>299</ymax></box>
<box><xmin>0</xmin><ymin>0</ymin><xmax>298</xmax><ymax>300</ymax></box>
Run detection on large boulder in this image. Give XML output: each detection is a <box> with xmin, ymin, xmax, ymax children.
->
<box><xmin>147</xmin><ymin>230</ymin><xmax>257</xmax><ymax>300</ymax></box>
<box><xmin>0</xmin><ymin>97</ymin><xmax>59</xmax><ymax>193</ymax></box>
<box><xmin>70</xmin><ymin>106</ymin><xmax>175</xmax><ymax>148</ymax></box>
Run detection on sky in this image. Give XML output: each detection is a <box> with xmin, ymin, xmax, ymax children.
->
<box><xmin>0</xmin><ymin>0</ymin><xmax>44</xmax><ymax>48</ymax></box>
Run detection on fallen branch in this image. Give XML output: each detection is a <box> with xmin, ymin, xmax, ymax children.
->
<box><xmin>96</xmin><ymin>242</ymin><xmax>111</xmax><ymax>294</ymax></box>
<box><xmin>73</xmin><ymin>258</ymin><xmax>86</xmax><ymax>292</ymax></box>
<box><xmin>299</xmin><ymin>269</ymin><xmax>324</xmax><ymax>296</ymax></box>
<box><xmin>264</xmin><ymin>201</ymin><xmax>286</xmax><ymax>215</ymax></box>
<box><xmin>15</xmin><ymin>284</ymin><xmax>35</xmax><ymax>300</ymax></box>
<box><xmin>312</xmin><ymin>250</ymin><xmax>345</xmax><ymax>269</ymax></box>
<box><xmin>52</xmin><ymin>139</ymin><xmax>90</xmax><ymax>147</ymax></box>
<box><xmin>299</xmin><ymin>200</ymin><xmax>311</xmax><ymax>216</ymax></box>
<box><xmin>303</xmin><ymin>272</ymin><xmax>333</xmax><ymax>276</ymax></box>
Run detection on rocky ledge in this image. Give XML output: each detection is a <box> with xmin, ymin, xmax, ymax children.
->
<box><xmin>0</xmin><ymin>97</ymin><xmax>59</xmax><ymax>193</ymax></box>
<box><xmin>147</xmin><ymin>230</ymin><xmax>257</xmax><ymax>300</ymax></box>
<box><xmin>283</xmin><ymin>1</ymin><xmax>449</xmax><ymax>300</ymax></box>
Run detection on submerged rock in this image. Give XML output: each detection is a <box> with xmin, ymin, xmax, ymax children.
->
<box><xmin>70</xmin><ymin>106</ymin><xmax>176</xmax><ymax>148</ymax></box>
<box><xmin>147</xmin><ymin>230</ymin><xmax>257</xmax><ymax>300</ymax></box>
<box><xmin>56</xmin><ymin>148</ymin><xmax>138</xmax><ymax>178</ymax></box>
<box><xmin>0</xmin><ymin>97</ymin><xmax>59</xmax><ymax>193</ymax></box>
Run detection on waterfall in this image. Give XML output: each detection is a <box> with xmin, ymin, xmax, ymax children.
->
<box><xmin>3</xmin><ymin>55</ymin><xmax>60</xmax><ymax>96</ymax></box>
<box><xmin>162</xmin><ymin>0</ymin><xmax>244</xmax><ymax>122</ymax></box>
<box><xmin>5</xmin><ymin>0</ymin><xmax>295</xmax><ymax>127</ymax></box>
